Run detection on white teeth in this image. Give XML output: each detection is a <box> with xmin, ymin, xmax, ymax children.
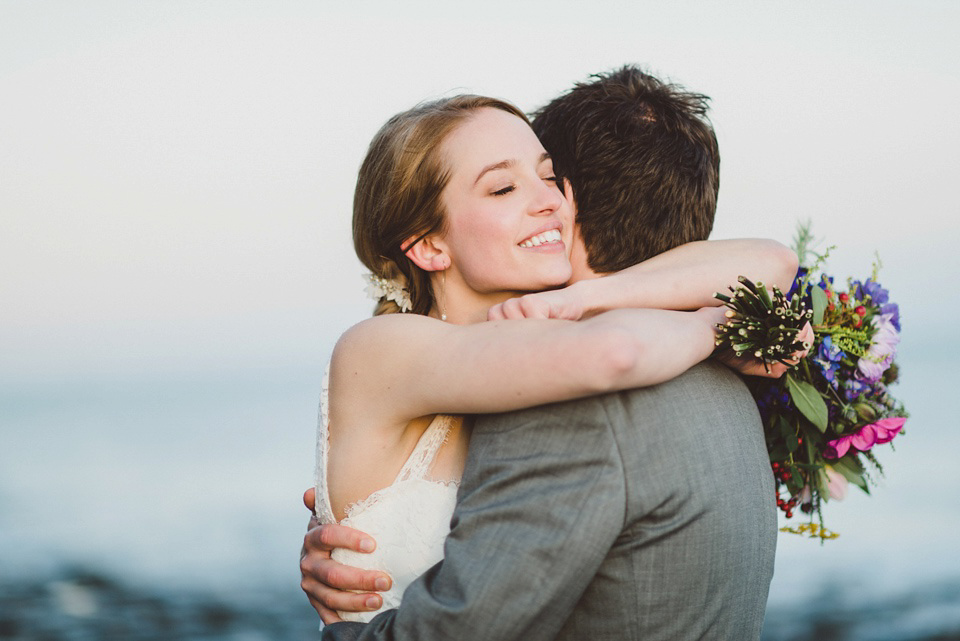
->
<box><xmin>519</xmin><ymin>229</ymin><xmax>562</xmax><ymax>248</ymax></box>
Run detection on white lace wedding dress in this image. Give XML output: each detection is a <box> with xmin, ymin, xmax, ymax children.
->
<box><xmin>314</xmin><ymin>369</ymin><xmax>460</xmax><ymax>623</ymax></box>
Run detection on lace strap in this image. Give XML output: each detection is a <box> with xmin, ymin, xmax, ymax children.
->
<box><xmin>395</xmin><ymin>414</ymin><xmax>456</xmax><ymax>483</ymax></box>
<box><xmin>314</xmin><ymin>365</ymin><xmax>338</xmax><ymax>524</ymax></box>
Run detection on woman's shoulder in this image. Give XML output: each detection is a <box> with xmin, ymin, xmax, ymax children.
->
<box><xmin>331</xmin><ymin>314</ymin><xmax>446</xmax><ymax>390</ymax></box>
<box><xmin>336</xmin><ymin>313</ymin><xmax>441</xmax><ymax>356</ymax></box>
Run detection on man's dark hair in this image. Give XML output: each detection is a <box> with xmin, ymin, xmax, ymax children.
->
<box><xmin>531</xmin><ymin>65</ymin><xmax>720</xmax><ymax>273</ymax></box>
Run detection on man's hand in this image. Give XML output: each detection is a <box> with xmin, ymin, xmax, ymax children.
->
<box><xmin>714</xmin><ymin>321</ymin><xmax>814</xmax><ymax>379</ymax></box>
<box><xmin>487</xmin><ymin>284</ymin><xmax>586</xmax><ymax>321</ymax></box>
<box><xmin>300</xmin><ymin>488</ymin><xmax>392</xmax><ymax>624</ymax></box>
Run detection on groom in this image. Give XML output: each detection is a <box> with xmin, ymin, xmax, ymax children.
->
<box><xmin>304</xmin><ymin>66</ymin><xmax>781</xmax><ymax>640</ymax></box>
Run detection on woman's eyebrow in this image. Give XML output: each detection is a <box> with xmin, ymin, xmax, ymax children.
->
<box><xmin>474</xmin><ymin>159</ymin><xmax>516</xmax><ymax>186</ymax></box>
<box><xmin>473</xmin><ymin>153</ymin><xmax>552</xmax><ymax>185</ymax></box>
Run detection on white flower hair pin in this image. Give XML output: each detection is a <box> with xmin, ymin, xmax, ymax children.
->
<box><xmin>363</xmin><ymin>273</ymin><xmax>413</xmax><ymax>312</ymax></box>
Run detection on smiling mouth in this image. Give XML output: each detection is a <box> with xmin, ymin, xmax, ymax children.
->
<box><xmin>518</xmin><ymin>229</ymin><xmax>563</xmax><ymax>248</ymax></box>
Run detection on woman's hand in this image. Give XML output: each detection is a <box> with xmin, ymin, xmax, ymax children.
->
<box><xmin>300</xmin><ymin>488</ymin><xmax>392</xmax><ymax>624</ymax></box>
<box><xmin>714</xmin><ymin>321</ymin><xmax>814</xmax><ymax>379</ymax></box>
<box><xmin>487</xmin><ymin>283</ymin><xmax>587</xmax><ymax>321</ymax></box>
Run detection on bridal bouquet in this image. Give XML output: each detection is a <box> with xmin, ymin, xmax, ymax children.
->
<box><xmin>714</xmin><ymin>224</ymin><xmax>907</xmax><ymax>539</ymax></box>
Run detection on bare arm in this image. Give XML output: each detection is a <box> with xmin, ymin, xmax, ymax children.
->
<box><xmin>332</xmin><ymin>305</ymin><xmax>725</xmax><ymax>431</ymax></box>
<box><xmin>489</xmin><ymin>238</ymin><xmax>799</xmax><ymax>320</ymax></box>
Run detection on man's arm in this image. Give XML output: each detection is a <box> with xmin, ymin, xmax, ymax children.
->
<box><xmin>322</xmin><ymin>396</ymin><xmax>626</xmax><ymax>641</ymax></box>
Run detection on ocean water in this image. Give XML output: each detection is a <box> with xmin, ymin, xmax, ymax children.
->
<box><xmin>1</xmin><ymin>342</ymin><xmax>957</xmax><ymax>639</ymax></box>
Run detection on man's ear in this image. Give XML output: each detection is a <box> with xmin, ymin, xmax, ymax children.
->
<box><xmin>403</xmin><ymin>233</ymin><xmax>451</xmax><ymax>272</ymax></box>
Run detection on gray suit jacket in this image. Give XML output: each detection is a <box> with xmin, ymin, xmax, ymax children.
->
<box><xmin>323</xmin><ymin>361</ymin><xmax>777</xmax><ymax>641</ymax></box>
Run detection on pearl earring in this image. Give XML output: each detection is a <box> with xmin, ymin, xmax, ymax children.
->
<box><xmin>439</xmin><ymin>270</ymin><xmax>447</xmax><ymax>322</ymax></box>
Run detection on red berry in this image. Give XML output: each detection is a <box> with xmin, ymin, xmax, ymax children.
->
<box><xmin>839</xmin><ymin>292</ymin><xmax>850</xmax><ymax>303</ymax></box>
<box><xmin>855</xmin><ymin>305</ymin><xmax>867</xmax><ymax>316</ymax></box>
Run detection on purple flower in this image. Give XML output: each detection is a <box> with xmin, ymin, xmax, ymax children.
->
<box><xmin>857</xmin><ymin>313</ymin><xmax>900</xmax><ymax>383</ymax></box>
<box><xmin>864</xmin><ymin>279</ymin><xmax>889</xmax><ymax>305</ymax></box>
<box><xmin>881</xmin><ymin>302</ymin><xmax>901</xmax><ymax>331</ymax></box>
<box><xmin>843</xmin><ymin>378</ymin><xmax>871</xmax><ymax>401</ymax></box>
<box><xmin>852</xmin><ymin>278</ymin><xmax>889</xmax><ymax>305</ymax></box>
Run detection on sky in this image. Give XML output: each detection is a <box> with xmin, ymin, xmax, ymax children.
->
<box><xmin>2</xmin><ymin>0</ymin><xmax>958</xmax><ymax>385</ymax></box>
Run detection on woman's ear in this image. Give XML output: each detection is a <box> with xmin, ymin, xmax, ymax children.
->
<box><xmin>403</xmin><ymin>233</ymin><xmax>450</xmax><ymax>272</ymax></box>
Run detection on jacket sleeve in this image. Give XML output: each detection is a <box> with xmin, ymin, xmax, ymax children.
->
<box><xmin>322</xmin><ymin>395</ymin><xmax>626</xmax><ymax>641</ymax></box>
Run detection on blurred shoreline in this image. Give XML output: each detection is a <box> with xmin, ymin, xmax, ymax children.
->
<box><xmin>0</xmin><ymin>565</ymin><xmax>318</xmax><ymax>640</ymax></box>
<box><xmin>1</xmin><ymin>565</ymin><xmax>958</xmax><ymax>641</ymax></box>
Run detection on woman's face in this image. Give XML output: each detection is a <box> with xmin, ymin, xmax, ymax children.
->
<box><xmin>437</xmin><ymin>108</ymin><xmax>574</xmax><ymax>297</ymax></box>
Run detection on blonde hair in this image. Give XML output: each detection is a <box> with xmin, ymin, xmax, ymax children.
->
<box><xmin>353</xmin><ymin>95</ymin><xmax>529</xmax><ymax>316</ymax></box>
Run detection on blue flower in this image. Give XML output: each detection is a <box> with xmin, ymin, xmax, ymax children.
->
<box><xmin>814</xmin><ymin>335</ymin><xmax>844</xmax><ymax>388</ymax></box>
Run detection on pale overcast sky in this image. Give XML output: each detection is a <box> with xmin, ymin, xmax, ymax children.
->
<box><xmin>2</xmin><ymin>1</ymin><xmax>957</xmax><ymax>384</ymax></box>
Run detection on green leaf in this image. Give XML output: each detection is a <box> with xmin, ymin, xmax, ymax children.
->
<box><xmin>811</xmin><ymin>285</ymin><xmax>828</xmax><ymax>326</ymax></box>
<box><xmin>829</xmin><ymin>457</ymin><xmax>869</xmax><ymax>490</ymax></box>
<box><xmin>778</xmin><ymin>416</ymin><xmax>800</xmax><ymax>453</ymax></box>
<box><xmin>816</xmin><ymin>466</ymin><xmax>831</xmax><ymax>502</ymax></box>
<box><xmin>785</xmin><ymin>373</ymin><xmax>829</xmax><ymax>432</ymax></box>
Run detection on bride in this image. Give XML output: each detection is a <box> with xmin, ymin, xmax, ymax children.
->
<box><xmin>311</xmin><ymin>94</ymin><xmax>797</xmax><ymax>623</ymax></box>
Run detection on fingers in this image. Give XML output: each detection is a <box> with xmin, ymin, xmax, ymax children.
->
<box><xmin>301</xmin><ymin>523</ymin><xmax>392</xmax><ymax>592</ymax></box>
<box><xmin>487</xmin><ymin>296</ymin><xmax>547</xmax><ymax>320</ymax></box>
<box><xmin>504</xmin><ymin>295</ymin><xmax>551</xmax><ymax>320</ymax></box>
<box><xmin>301</xmin><ymin>552</ymin><xmax>392</xmax><ymax>592</ymax></box>
<box><xmin>490</xmin><ymin>294</ymin><xmax>576</xmax><ymax>320</ymax></box>
<box><xmin>301</xmin><ymin>573</ymin><xmax>383</xmax><ymax>618</ymax></box>
<box><xmin>315</xmin><ymin>599</ymin><xmax>343</xmax><ymax>625</ymax></box>
<box><xmin>302</xmin><ymin>581</ymin><xmax>344</xmax><ymax>624</ymax></box>
<box><xmin>795</xmin><ymin>322</ymin><xmax>815</xmax><ymax>359</ymax></box>
<box><xmin>757</xmin><ymin>362</ymin><xmax>788</xmax><ymax>378</ymax></box>
<box><xmin>305</xmin><ymin>522</ymin><xmax>377</xmax><ymax>554</ymax></box>
<box><xmin>303</xmin><ymin>487</ymin><xmax>316</xmax><ymax>512</ymax></box>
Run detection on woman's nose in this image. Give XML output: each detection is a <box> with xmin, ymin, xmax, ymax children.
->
<box><xmin>531</xmin><ymin>178</ymin><xmax>563</xmax><ymax>216</ymax></box>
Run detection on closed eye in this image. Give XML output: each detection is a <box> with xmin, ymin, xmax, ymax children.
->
<box><xmin>492</xmin><ymin>185</ymin><xmax>515</xmax><ymax>196</ymax></box>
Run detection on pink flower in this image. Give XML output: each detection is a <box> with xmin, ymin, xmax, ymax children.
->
<box><xmin>797</xmin><ymin>466</ymin><xmax>849</xmax><ymax>504</ymax></box>
<box><xmin>823</xmin><ymin>417</ymin><xmax>906</xmax><ymax>459</ymax></box>
<box><xmin>825</xmin><ymin>466</ymin><xmax>849</xmax><ymax>501</ymax></box>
